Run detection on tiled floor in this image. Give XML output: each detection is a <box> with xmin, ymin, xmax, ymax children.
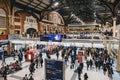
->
<box><xmin>0</xmin><ymin>54</ymin><xmax>120</xmax><ymax>80</ymax></box>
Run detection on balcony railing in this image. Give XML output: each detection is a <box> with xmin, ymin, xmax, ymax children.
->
<box><xmin>7</xmin><ymin>34</ymin><xmax>115</xmax><ymax>41</ymax></box>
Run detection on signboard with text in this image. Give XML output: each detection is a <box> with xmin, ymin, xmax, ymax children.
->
<box><xmin>0</xmin><ymin>35</ymin><xmax>8</xmax><ymax>40</ymax></box>
<box><xmin>45</xmin><ymin>59</ymin><xmax>65</xmax><ymax>80</ymax></box>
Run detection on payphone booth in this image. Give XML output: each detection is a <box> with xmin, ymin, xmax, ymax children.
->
<box><xmin>26</xmin><ymin>49</ymin><xmax>39</xmax><ymax>62</ymax></box>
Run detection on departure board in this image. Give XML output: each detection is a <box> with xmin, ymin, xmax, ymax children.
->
<box><xmin>45</xmin><ymin>59</ymin><xmax>65</xmax><ymax>80</ymax></box>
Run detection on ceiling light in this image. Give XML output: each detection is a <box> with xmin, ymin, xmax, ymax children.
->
<box><xmin>54</xmin><ymin>2</ymin><xmax>59</xmax><ymax>7</ymax></box>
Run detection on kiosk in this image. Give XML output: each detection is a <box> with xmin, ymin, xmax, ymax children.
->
<box><xmin>26</xmin><ymin>49</ymin><xmax>39</xmax><ymax>62</ymax></box>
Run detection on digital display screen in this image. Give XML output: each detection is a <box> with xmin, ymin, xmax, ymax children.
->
<box><xmin>40</xmin><ymin>34</ymin><xmax>62</xmax><ymax>42</ymax></box>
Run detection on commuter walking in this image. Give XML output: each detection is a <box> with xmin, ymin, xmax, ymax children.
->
<box><xmin>80</xmin><ymin>62</ymin><xmax>84</xmax><ymax>73</ymax></box>
<box><xmin>56</xmin><ymin>52</ymin><xmax>59</xmax><ymax>59</ymax></box>
<box><xmin>70</xmin><ymin>57</ymin><xmax>75</xmax><ymax>69</ymax></box>
<box><xmin>103</xmin><ymin>63</ymin><xmax>107</xmax><ymax>75</ymax></box>
<box><xmin>95</xmin><ymin>60</ymin><xmax>98</xmax><ymax>71</ymax></box>
<box><xmin>86</xmin><ymin>60</ymin><xmax>90</xmax><ymax>70</ymax></box>
<box><xmin>29</xmin><ymin>62</ymin><xmax>35</xmax><ymax>75</ymax></box>
<box><xmin>29</xmin><ymin>75</ymin><xmax>34</xmax><ymax>80</ymax></box>
<box><xmin>23</xmin><ymin>74</ymin><xmax>28</xmax><ymax>80</ymax></box>
<box><xmin>84</xmin><ymin>73</ymin><xmax>88</xmax><ymax>80</ymax></box>
<box><xmin>35</xmin><ymin>58</ymin><xmax>38</xmax><ymax>68</ymax></box>
<box><xmin>77</xmin><ymin>64</ymin><xmax>82</xmax><ymax>80</ymax></box>
<box><xmin>89</xmin><ymin>59</ymin><xmax>93</xmax><ymax>70</ymax></box>
<box><xmin>1</xmin><ymin>52</ymin><xmax>6</xmax><ymax>66</ymax></box>
<box><xmin>108</xmin><ymin>67</ymin><xmax>114</xmax><ymax>79</ymax></box>
<box><xmin>3</xmin><ymin>69</ymin><xmax>7</xmax><ymax>80</ymax></box>
<box><xmin>40</xmin><ymin>57</ymin><xmax>43</xmax><ymax>67</ymax></box>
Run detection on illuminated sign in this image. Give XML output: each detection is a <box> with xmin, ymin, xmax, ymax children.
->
<box><xmin>45</xmin><ymin>59</ymin><xmax>65</xmax><ymax>80</ymax></box>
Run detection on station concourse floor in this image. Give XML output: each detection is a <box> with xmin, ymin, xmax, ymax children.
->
<box><xmin>0</xmin><ymin>54</ymin><xmax>120</xmax><ymax>80</ymax></box>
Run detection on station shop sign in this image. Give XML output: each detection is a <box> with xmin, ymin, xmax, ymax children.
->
<box><xmin>0</xmin><ymin>35</ymin><xmax>8</xmax><ymax>40</ymax></box>
<box><xmin>45</xmin><ymin>59</ymin><xmax>65</xmax><ymax>80</ymax></box>
<box><xmin>8</xmin><ymin>34</ymin><xmax>20</xmax><ymax>39</ymax></box>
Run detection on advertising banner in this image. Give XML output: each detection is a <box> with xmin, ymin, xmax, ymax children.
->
<box><xmin>45</xmin><ymin>59</ymin><xmax>65</xmax><ymax>80</ymax></box>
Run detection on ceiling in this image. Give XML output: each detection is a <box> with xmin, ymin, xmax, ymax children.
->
<box><xmin>10</xmin><ymin>0</ymin><xmax>120</xmax><ymax>25</ymax></box>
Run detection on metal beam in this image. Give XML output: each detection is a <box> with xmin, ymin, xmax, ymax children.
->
<box><xmin>10</xmin><ymin>0</ymin><xmax>16</xmax><ymax>13</ymax></box>
<box><xmin>99</xmin><ymin>0</ymin><xmax>116</xmax><ymax>17</ymax></box>
<box><xmin>19</xmin><ymin>0</ymin><xmax>36</xmax><ymax>10</ymax></box>
<box><xmin>21</xmin><ymin>0</ymin><xmax>33</xmax><ymax>7</ymax></box>
<box><xmin>31</xmin><ymin>1</ymin><xmax>48</xmax><ymax>9</ymax></box>
<box><xmin>15</xmin><ymin>2</ymin><xmax>41</xmax><ymax>14</ymax></box>
<box><xmin>34</xmin><ymin>1</ymin><xmax>46</xmax><ymax>9</ymax></box>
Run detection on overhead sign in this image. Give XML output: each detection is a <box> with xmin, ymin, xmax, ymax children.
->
<box><xmin>45</xmin><ymin>59</ymin><xmax>65</xmax><ymax>80</ymax></box>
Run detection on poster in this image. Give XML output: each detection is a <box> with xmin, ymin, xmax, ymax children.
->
<box><xmin>45</xmin><ymin>59</ymin><xmax>65</xmax><ymax>80</ymax></box>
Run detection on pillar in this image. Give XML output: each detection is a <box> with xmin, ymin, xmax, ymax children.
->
<box><xmin>116</xmin><ymin>40</ymin><xmax>120</xmax><ymax>72</ymax></box>
<box><xmin>39</xmin><ymin>22</ymin><xmax>43</xmax><ymax>33</ymax></box>
<box><xmin>8</xmin><ymin>4</ymin><xmax>15</xmax><ymax>54</ymax></box>
<box><xmin>107</xmin><ymin>41</ymin><xmax>111</xmax><ymax>55</ymax></box>
<box><xmin>91</xmin><ymin>33</ymin><xmax>94</xmax><ymax>48</ymax></box>
<box><xmin>113</xmin><ymin>17</ymin><xmax>117</xmax><ymax>37</ymax></box>
<box><xmin>103</xmin><ymin>35</ymin><xmax>107</xmax><ymax>48</ymax></box>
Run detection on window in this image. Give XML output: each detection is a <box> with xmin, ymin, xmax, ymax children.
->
<box><xmin>0</xmin><ymin>9</ymin><xmax>6</xmax><ymax>28</ymax></box>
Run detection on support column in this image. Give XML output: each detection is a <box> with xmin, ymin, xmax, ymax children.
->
<box><xmin>113</xmin><ymin>17</ymin><xmax>117</xmax><ymax>37</ymax></box>
<box><xmin>91</xmin><ymin>33</ymin><xmax>94</xmax><ymax>48</ymax></box>
<box><xmin>9</xmin><ymin>8</ymin><xmax>15</xmax><ymax>34</ymax></box>
<box><xmin>107</xmin><ymin>41</ymin><xmax>111</xmax><ymax>55</ymax></box>
<box><xmin>103</xmin><ymin>35</ymin><xmax>107</xmax><ymax>48</ymax></box>
<box><xmin>116</xmin><ymin>40</ymin><xmax>120</xmax><ymax>72</ymax></box>
<box><xmin>8</xmin><ymin>6</ymin><xmax>15</xmax><ymax>55</ymax></box>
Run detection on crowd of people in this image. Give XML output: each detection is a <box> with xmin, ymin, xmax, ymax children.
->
<box><xmin>61</xmin><ymin>47</ymin><xmax>115</xmax><ymax>80</ymax></box>
<box><xmin>0</xmin><ymin>45</ymin><xmax>116</xmax><ymax>80</ymax></box>
<box><xmin>0</xmin><ymin>60</ymin><xmax>22</xmax><ymax>80</ymax></box>
<box><xmin>45</xmin><ymin>46</ymin><xmax>115</xmax><ymax>80</ymax></box>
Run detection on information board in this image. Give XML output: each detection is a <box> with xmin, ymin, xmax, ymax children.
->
<box><xmin>45</xmin><ymin>59</ymin><xmax>65</xmax><ymax>80</ymax></box>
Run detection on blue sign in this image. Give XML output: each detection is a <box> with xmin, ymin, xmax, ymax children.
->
<box><xmin>45</xmin><ymin>59</ymin><xmax>65</xmax><ymax>80</ymax></box>
<box><xmin>0</xmin><ymin>51</ymin><xmax>3</xmax><ymax>56</ymax></box>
